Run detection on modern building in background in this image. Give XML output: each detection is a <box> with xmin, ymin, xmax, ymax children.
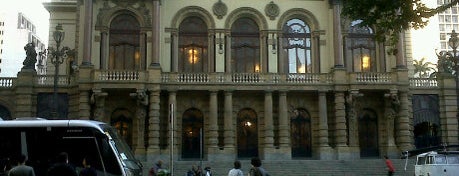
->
<box><xmin>0</xmin><ymin>0</ymin><xmax>457</xmax><ymax>175</ymax></box>
<box><xmin>0</xmin><ymin>12</ymin><xmax>46</xmax><ymax>77</ymax></box>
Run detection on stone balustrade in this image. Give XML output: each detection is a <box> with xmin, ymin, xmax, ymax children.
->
<box><xmin>0</xmin><ymin>71</ymin><xmax>442</xmax><ymax>89</ymax></box>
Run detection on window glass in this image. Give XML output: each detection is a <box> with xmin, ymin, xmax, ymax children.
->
<box><xmin>345</xmin><ymin>20</ymin><xmax>376</xmax><ymax>72</ymax></box>
<box><xmin>282</xmin><ymin>19</ymin><xmax>312</xmax><ymax>73</ymax></box>
<box><xmin>179</xmin><ymin>16</ymin><xmax>208</xmax><ymax>72</ymax></box>
<box><xmin>231</xmin><ymin>17</ymin><xmax>260</xmax><ymax>73</ymax></box>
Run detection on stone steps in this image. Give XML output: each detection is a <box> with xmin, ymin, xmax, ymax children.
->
<box><xmin>143</xmin><ymin>159</ymin><xmax>416</xmax><ymax>176</ymax></box>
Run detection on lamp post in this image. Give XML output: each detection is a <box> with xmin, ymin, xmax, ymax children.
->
<box><xmin>447</xmin><ymin>30</ymin><xmax>459</xmax><ymax>136</ymax></box>
<box><xmin>48</xmin><ymin>24</ymin><xmax>69</xmax><ymax>119</ymax></box>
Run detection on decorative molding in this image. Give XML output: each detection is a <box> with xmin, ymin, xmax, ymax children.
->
<box><xmin>265</xmin><ymin>1</ymin><xmax>279</xmax><ymax>20</ymax></box>
<box><xmin>212</xmin><ymin>0</ymin><xmax>228</xmax><ymax>19</ymax></box>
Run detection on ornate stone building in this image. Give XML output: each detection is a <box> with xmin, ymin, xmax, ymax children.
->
<box><xmin>0</xmin><ymin>0</ymin><xmax>457</xmax><ymax>170</ymax></box>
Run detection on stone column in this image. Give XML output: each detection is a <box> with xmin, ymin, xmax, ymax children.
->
<box><xmin>384</xmin><ymin>92</ymin><xmax>399</xmax><ymax>157</ymax></box>
<box><xmin>346</xmin><ymin>90</ymin><xmax>362</xmax><ymax>158</ymax></box>
<box><xmin>335</xmin><ymin>91</ymin><xmax>350</xmax><ymax>159</ymax></box>
<box><xmin>225</xmin><ymin>32</ymin><xmax>231</xmax><ymax>73</ymax></box>
<box><xmin>171</xmin><ymin>32</ymin><xmax>179</xmax><ymax>72</ymax></box>
<box><xmin>318</xmin><ymin>91</ymin><xmax>333</xmax><ymax>159</ymax></box>
<box><xmin>140</xmin><ymin>32</ymin><xmax>147</xmax><ymax>69</ymax></box>
<box><xmin>278</xmin><ymin>90</ymin><xmax>291</xmax><ymax>159</ymax></box>
<box><xmin>224</xmin><ymin>91</ymin><xmax>235</xmax><ymax>152</ymax></box>
<box><xmin>79</xmin><ymin>91</ymin><xmax>91</xmax><ymax>120</ymax></box>
<box><xmin>396</xmin><ymin>92</ymin><xmax>413</xmax><ymax>151</ymax></box>
<box><xmin>168</xmin><ymin>91</ymin><xmax>178</xmax><ymax>160</ymax></box>
<box><xmin>396</xmin><ymin>32</ymin><xmax>407</xmax><ymax>69</ymax></box>
<box><xmin>131</xmin><ymin>90</ymin><xmax>148</xmax><ymax>160</ymax></box>
<box><xmin>100</xmin><ymin>31</ymin><xmax>108</xmax><ymax>69</ymax></box>
<box><xmin>208</xmin><ymin>90</ymin><xmax>219</xmax><ymax>160</ymax></box>
<box><xmin>263</xmin><ymin>91</ymin><xmax>275</xmax><ymax>159</ymax></box>
<box><xmin>208</xmin><ymin>32</ymin><xmax>215</xmax><ymax>72</ymax></box>
<box><xmin>332</xmin><ymin>0</ymin><xmax>344</xmax><ymax>68</ymax></box>
<box><xmin>278</xmin><ymin>33</ymin><xmax>285</xmax><ymax>73</ymax></box>
<box><xmin>147</xmin><ymin>90</ymin><xmax>161</xmax><ymax>154</ymax></box>
<box><xmin>90</xmin><ymin>90</ymin><xmax>107</xmax><ymax>122</ymax></box>
<box><xmin>151</xmin><ymin>0</ymin><xmax>161</xmax><ymax>66</ymax></box>
<box><xmin>82</xmin><ymin>0</ymin><xmax>93</xmax><ymax>65</ymax></box>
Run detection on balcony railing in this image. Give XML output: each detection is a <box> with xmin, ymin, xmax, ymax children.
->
<box><xmin>0</xmin><ymin>71</ymin><xmax>443</xmax><ymax>89</ymax></box>
<box><xmin>0</xmin><ymin>77</ymin><xmax>15</xmax><ymax>88</ymax></box>
<box><xmin>36</xmin><ymin>75</ymin><xmax>72</xmax><ymax>86</ymax></box>
<box><xmin>409</xmin><ymin>78</ymin><xmax>438</xmax><ymax>88</ymax></box>
<box><xmin>94</xmin><ymin>70</ymin><xmax>145</xmax><ymax>82</ymax></box>
<box><xmin>352</xmin><ymin>72</ymin><xmax>392</xmax><ymax>83</ymax></box>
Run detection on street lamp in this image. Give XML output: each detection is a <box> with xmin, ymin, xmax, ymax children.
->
<box><xmin>47</xmin><ymin>24</ymin><xmax>70</xmax><ymax>119</ymax></box>
<box><xmin>447</xmin><ymin>30</ymin><xmax>459</xmax><ymax>137</ymax></box>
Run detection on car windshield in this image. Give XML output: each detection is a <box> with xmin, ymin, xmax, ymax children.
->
<box><xmin>101</xmin><ymin>124</ymin><xmax>141</xmax><ymax>170</ymax></box>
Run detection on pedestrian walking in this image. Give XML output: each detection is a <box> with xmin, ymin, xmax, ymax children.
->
<box><xmin>228</xmin><ymin>160</ymin><xmax>243</xmax><ymax>176</ymax></box>
<box><xmin>248</xmin><ymin>157</ymin><xmax>269</xmax><ymax>176</ymax></box>
<box><xmin>384</xmin><ymin>155</ymin><xmax>395</xmax><ymax>176</ymax></box>
<box><xmin>8</xmin><ymin>154</ymin><xmax>35</xmax><ymax>176</ymax></box>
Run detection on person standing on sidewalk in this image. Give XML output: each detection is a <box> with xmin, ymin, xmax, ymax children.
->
<box><xmin>384</xmin><ymin>155</ymin><xmax>395</xmax><ymax>176</ymax></box>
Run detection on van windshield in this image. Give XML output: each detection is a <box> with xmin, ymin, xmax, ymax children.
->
<box><xmin>101</xmin><ymin>124</ymin><xmax>141</xmax><ymax>170</ymax></box>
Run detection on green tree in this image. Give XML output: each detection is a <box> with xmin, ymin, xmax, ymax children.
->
<box><xmin>413</xmin><ymin>57</ymin><xmax>434</xmax><ymax>78</ymax></box>
<box><xmin>341</xmin><ymin>0</ymin><xmax>459</xmax><ymax>54</ymax></box>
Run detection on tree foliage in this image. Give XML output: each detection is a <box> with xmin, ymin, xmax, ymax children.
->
<box><xmin>341</xmin><ymin>0</ymin><xmax>459</xmax><ymax>54</ymax></box>
<box><xmin>413</xmin><ymin>57</ymin><xmax>434</xmax><ymax>78</ymax></box>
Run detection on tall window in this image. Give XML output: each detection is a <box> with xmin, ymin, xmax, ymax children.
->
<box><xmin>231</xmin><ymin>18</ymin><xmax>260</xmax><ymax>73</ymax></box>
<box><xmin>345</xmin><ymin>20</ymin><xmax>376</xmax><ymax>72</ymax></box>
<box><xmin>282</xmin><ymin>19</ymin><xmax>312</xmax><ymax>73</ymax></box>
<box><xmin>179</xmin><ymin>16</ymin><xmax>208</xmax><ymax>72</ymax></box>
<box><xmin>109</xmin><ymin>14</ymin><xmax>142</xmax><ymax>70</ymax></box>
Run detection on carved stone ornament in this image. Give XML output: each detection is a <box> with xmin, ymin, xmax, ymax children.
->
<box><xmin>265</xmin><ymin>1</ymin><xmax>279</xmax><ymax>20</ymax></box>
<box><xmin>212</xmin><ymin>0</ymin><xmax>228</xmax><ymax>19</ymax></box>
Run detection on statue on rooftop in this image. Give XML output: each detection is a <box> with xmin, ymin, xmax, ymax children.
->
<box><xmin>22</xmin><ymin>43</ymin><xmax>37</xmax><ymax>70</ymax></box>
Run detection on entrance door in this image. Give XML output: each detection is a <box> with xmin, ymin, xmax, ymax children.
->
<box><xmin>237</xmin><ymin>108</ymin><xmax>258</xmax><ymax>158</ymax></box>
<box><xmin>291</xmin><ymin>108</ymin><xmax>312</xmax><ymax>157</ymax></box>
<box><xmin>181</xmin><ymin>108</ymin><xmax>204</xmax><ymax>159</ymax></box>
<box><xmin>359</xmin><ymin>109</ymin><xmax>379</xmax><ymax>157</ymax></box>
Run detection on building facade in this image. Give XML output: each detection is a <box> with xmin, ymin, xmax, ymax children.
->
<box><xmin>0</xmin><ymin>0</ymin><xmax>457</xmax><ymax>167</ymax></box>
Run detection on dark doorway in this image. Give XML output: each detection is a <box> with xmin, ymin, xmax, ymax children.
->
<box><xmin>359</xmin><ymin>109</ymin><xmax>379</xmax><ymax>157</ymax></box>
<box><xmin>237</xmin><ymin>108</ymin><xmax>258</xmax><ymax>158</ymax></box>
<box><xmin>412</xmin><ymin>95</ymin><xmax>441</xmax><ymax>148</ymax></box>
<box><xmin>0</xmin><ymin>105</ymin><xmax>11</xmax><ymax>120</ymax></box>
<box><xmin>181</xmin><ymin>108</ymin><xmax>204</xmax><ymax>159</ymax></box>
<box><xmin>291</xmin><ymin>108</ymin><xmax>312</xmax><ymax>157</ymax></box>
<box><xmin>111</xmin><ymin>109</ymin><xmax>133</xmax><ymax>147</ymax></box>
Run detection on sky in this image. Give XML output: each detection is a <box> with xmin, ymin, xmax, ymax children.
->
<box><xmin>0</xmin><ymin>0</ymin><xmax>50</xmax><ymax>77</ymax></box>
<box><xmin>410</xmin><ymin>0</ymin><xmax>440</xmax><ymax>65</ymax></box>
<box><xmin>1</xmin><ymin>0</ymin><xmax>50</xmax><ymax>42</ymax></box>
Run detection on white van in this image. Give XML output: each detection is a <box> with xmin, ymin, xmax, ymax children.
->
<box><xmin>0</xmin><ymin>118</ymin><xmax>142</xmax><ymax>176</ymax></box>
<box><xmin>414</xmin><ymin>151</ymin><xmax>459</xmax><ymax>176</ymax></box>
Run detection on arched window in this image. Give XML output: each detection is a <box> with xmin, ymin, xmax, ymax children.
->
<box><xmin>109</xmin><ymin>14</ymin><xmax>143</xmax><ymax>70</ymax></box>
<box><xmin>282</xmin><ymin>19</ymin><xmax>312</xmax><ymax>73</ymax></box>
<box><xmin>179</xmin><ymin>16</ymin><xmax>208</xmax><ymax>72</ymax></box>
<box><xmin>231</xmin><ymin>18</ymin><xmax>260</xmax><ymax>73</ymax></box>
<box><xmin>345</xmin><ymin>20</ymin><xmax>376</xmax><ymax>72</ymax></box>
<box><xmin>181</xmin><ymin>108</ymin><xmax>204</xmax><ymax>159</ymax></box>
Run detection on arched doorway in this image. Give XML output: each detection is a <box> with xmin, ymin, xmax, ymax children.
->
<box><xmin>0</xmin><ymin>105</ymin><xmax>11</xmax><ymax>120</ymax></box>
<box><xmin>358</xmin><ymin>109</ymin><xmax>379</xmax><ymax>157</ymax></box>
<box><xmin>237</xmin><ymin>108</ymin><xmax>258</xmax><ymax>158</ymax></box>
<box><xmin>291</xmin><ymin>108</ymin><xmax>312</xmax><ymax>158</ymax></box>
<box><xmin>181</xmin><ymin>108</ymin><xmax>204</xmax><ymax>159</ymax></box>
<box><xmin>111</xmin><ymin>109</ymin><xmax>133</xmax><ymax>147</ymax></box>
